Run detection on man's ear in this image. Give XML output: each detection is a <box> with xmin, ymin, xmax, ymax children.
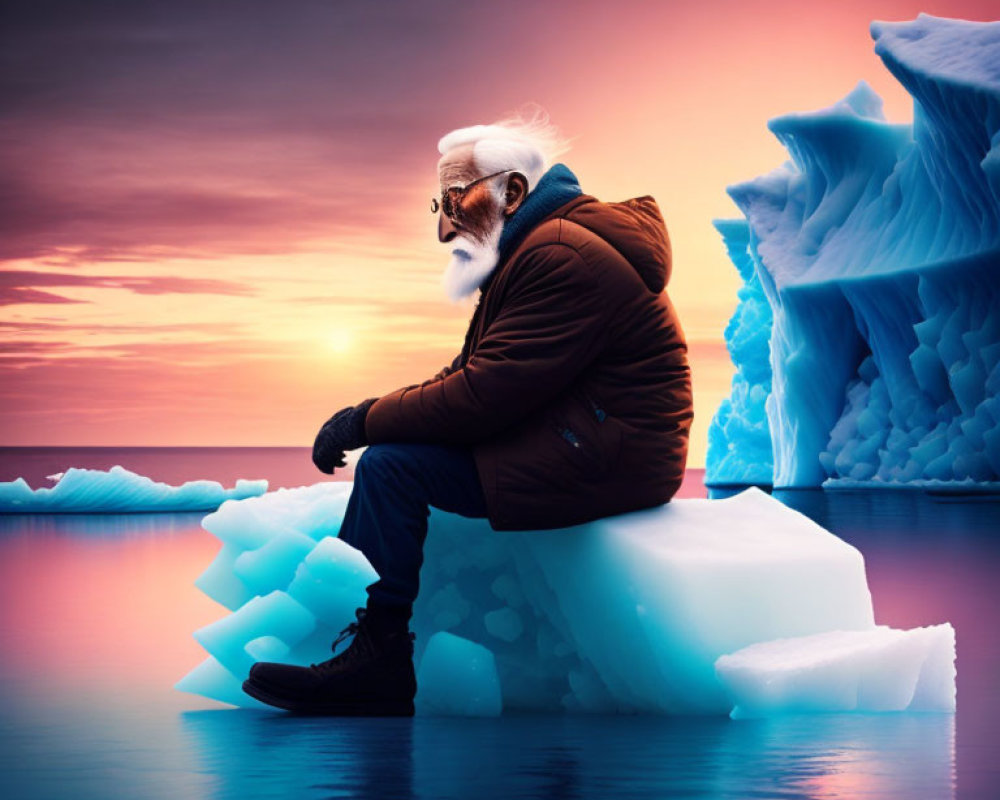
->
<box><xmin>503</xmin><ymin>172</ymin><xmax>529</xmax><ymax>217</ymax></box>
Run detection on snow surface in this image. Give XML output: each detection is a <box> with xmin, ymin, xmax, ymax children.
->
<box><xmin>715</xmin><ymin>624</ymin><xmax>956</xmax><ymax>719</ymax></box>
<box><xmin>175</xmin><ymin>481</ymin><xmax>951</xmax><ymax>716</ymax></box>
<box><xmin>707</xmin><ymin>14</ymin><xmax>1000</xmax><ymax>489</ymax></box>
<box><xmin>0</xmin><ymin>465</ymin><xmax>267</xmax><ymax>513</ymax></box>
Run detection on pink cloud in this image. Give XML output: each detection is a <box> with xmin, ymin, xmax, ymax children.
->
<box><xmin>0</xmin><ymin>287</ymin><xmax>88</xmax><ymax>306</ymax></box>
<box><xmin>0</xmin><ymin>269</ymin><xmax>254</xmax><ymax>303</ymax></box>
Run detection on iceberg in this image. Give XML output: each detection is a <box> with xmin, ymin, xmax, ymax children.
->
<box><xmin>176</xmin><ymin>481</ymin><xmax>956</xmax><ymax>716</ymax></box>
<box><xmin>0</xmin><ymin>465</ymin><xmax>267</xmax><ymax>513</ymax></box>
<box><xmin>707</xmin><ymin>14</ymin><xmax>1000</xmax><ymax>489</ymax></box>
<box><xmin>715</xmin><ymin>624</ymin><xmax>956</xmax><ymax>719</ymax></box>
<box><xmin>415</xmin><ymin>632</ymin><xmax>503</xmax><ymax>717</ymax></box>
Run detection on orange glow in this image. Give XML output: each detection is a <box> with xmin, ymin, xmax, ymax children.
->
<box><xmin>3</xmin><ymin>1</ymin><xmax>996</xmax><ymax>468</ymax></box>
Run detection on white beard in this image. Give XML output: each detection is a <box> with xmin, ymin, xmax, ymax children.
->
<box><xmin>441</xmin><ymin>214</ymin><xmax>504</xmax><ymax>303</ymax></box>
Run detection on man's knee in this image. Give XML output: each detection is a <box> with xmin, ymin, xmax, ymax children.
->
<box><xmin>356</xmin><ymin>443</ymin><xmax>416</xmax><ymax>477</ymax></box>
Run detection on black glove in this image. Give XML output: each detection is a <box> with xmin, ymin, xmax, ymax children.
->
<box><xmin>312</xmin><ymin>397</ymin><xmax>378</xmax><ymax>474</ymax></box>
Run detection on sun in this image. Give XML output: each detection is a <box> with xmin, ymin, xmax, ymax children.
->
<box><xmin>326</xmin><ymin>328</ymin><xmax>355</xmax><ymax>354</ymax></box>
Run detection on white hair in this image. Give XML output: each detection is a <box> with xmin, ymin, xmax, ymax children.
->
<box><xmin>437</xmin><ymin>104</ymin><xmax>575</xmax><ymax>193</ymax></box>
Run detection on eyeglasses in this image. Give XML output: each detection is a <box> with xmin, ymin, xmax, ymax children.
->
<box><xmin>431</xmin><ymin>169</ymin><xmax>522</xmax><ymax>220</ymax></box>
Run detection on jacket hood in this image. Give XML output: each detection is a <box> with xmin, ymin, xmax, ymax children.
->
<box><xmin>494</xmin><ymin>163</ymin><xmax>672</xmax><ymax>294</ymax></box>
<box><xmin>554</xmin><ymin>194</ymin><xmax>673</xmax><ymax>292</ymax></box>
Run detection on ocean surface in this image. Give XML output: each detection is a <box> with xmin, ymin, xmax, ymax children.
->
<box><xmin>0</xmin><ymin>447</ymin><xmax>996</xmax><ymax>799</ymax></box>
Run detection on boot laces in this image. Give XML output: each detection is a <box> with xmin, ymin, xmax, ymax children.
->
<box><xmin>309</xmin><ymin>607</ymin><xmax>371</xmax><ymax>674</ymax></box>
<box><xmin>332</xmin><ymin>607</ymin><xmax>367</xmax><ymax>650</ymax></box>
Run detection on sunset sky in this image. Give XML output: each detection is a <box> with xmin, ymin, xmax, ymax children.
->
<box><xmin>2</xmin><ymin>0</ymin><xmax>996</xmax><ymax>466</ymax></box>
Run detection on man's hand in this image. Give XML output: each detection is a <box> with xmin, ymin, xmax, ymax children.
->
<box><xmin>312</xmin><ymin>397</ymin><xmax>378</xmax><ymax>474</ymax></box>
<box><xmin>313</xmin><ymin>446</ymin><xmax>348</xmax><ymax>475</ymax></box>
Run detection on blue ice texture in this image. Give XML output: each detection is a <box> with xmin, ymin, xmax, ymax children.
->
<box><xmin>0</xmin><ymin>465</ymin><xmax>267</xmax><ymax>513</ymax></box>
<box><xmin>716</xmin><ymin>624</ymin><xmax>956</xmax><ymax>719</ymax></box>
<box><xmin>176</xmin><ymin>482</ymin><xmax>956</xmax><ymax>718</ymax></box>
<box><xmin>706</xmin><ymin>14</ymin><xmax>1000</xmax><ymax>489</ymax></box>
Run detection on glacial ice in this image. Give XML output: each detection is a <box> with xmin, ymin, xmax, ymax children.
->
<box><xmin>715</xmin><ymin>624</ymin><xmax>956</xmax><ymax>719</ymax></box>
<box><xmin>176</xmin><ymin>481</ymin><xmax>956</xmax><ymax>716</ymax></box>
<box><xmin>0</xmin><ymin>465</ymin><xmax>267</xmax><ymax>513</ymax></box>
<box><xmin>707</xmin><ymin>14</ymin><xmax>1000</xmax><ymax>489</ymax></box>
<box><xmin>416</xmin><ymin>632</ymin><xmax>503</xmax><ymax>717</ymax></box>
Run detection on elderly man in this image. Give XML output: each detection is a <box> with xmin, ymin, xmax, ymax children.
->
<box><xmin>242</xmin><ymin>115</ymin><xmax>693</xmax><ymax>715</ymax></box>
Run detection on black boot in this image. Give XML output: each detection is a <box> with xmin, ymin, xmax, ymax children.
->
<box><xmin>242</xmin><ymin>602</ymin><xmax>417</xmax><ymax>715</ymax></box>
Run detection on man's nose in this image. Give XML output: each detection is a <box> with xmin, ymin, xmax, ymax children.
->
<box><xmin>438</xmin><ymin>211</ymin><xmax>458</xmax><ymax>243</ymax></box>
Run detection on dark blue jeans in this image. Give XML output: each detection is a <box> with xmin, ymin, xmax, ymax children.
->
<box><xmin>337</xmin><ymin>442</ymin><xmax>489</xmax><ymax>607</ymax></box>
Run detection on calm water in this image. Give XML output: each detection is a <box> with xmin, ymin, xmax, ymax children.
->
<box><xmin>0</xmin><ymin>448</ymin><xmax>997</xmax><ymax>799</ymax></box>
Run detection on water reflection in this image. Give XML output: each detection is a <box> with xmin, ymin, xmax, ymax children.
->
<box><xmin>179</xmin><ymin>710</ymin><xmax>955</xmax><ymax>799</ymax></box>
<box><xmin>708</xmin><ymin>485</ymin><xmax>1000</xmax><ymax>538</ymax></box>
<box><xmin>0</xmin><ymin>511</ymin><xmax>205</xmax><ymax>538</ymax></box>
<box><xmin>180</xmin><ymin>711</ymin><xmax>416</xmax><ymax>799</ymax></box>
<box><xmin>0</xmin><ymin>476</ymin><xmax>992</xmax><ymax>798</ymax></box>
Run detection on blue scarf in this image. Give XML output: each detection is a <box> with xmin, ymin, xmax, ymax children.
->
<box><xmin>496</xmin><ymin>162</ymin><xmax>583</xmax><ymax>266</ymax></box>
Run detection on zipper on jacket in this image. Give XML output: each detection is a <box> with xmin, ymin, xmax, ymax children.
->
<box><xmin>558</xmin><ymin>425</ymin><xmax>582</xmax><ymax>448</ymax></box>
<box><xmin>553</xmin><ymin>391</ymin><xmax>606</xmax><ymax>452</ymax></box>
<box><xmin>550</xmin><ymin>410</ymin><xmax>584</xmax><ymax>449</ymax></box>
<box><xmin>583</xmin><ymin>391</ymin><xmax>606</xmax><ymax>422</ymax></box>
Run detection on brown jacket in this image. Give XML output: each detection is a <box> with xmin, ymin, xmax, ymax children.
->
<box><xmin>364</xmin><ymin>193</ymin><xmax>693</xmax><ymax>530</ymax></box>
